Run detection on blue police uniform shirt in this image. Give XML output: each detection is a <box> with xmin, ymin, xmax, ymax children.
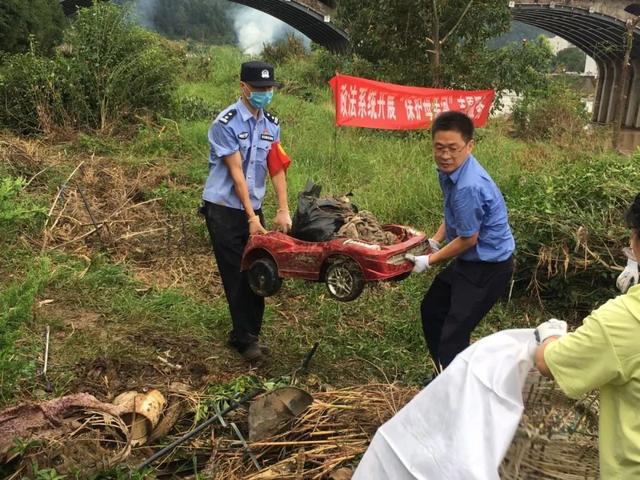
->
<box><xmin>203</xmin><ymin>98</ymin><xmax>280</xmax><ymax>211</ymax></box>
<box><xmin>438</xmin><ymin>154</ymin><xmax>515</xmax><ymax>262</ymax></box>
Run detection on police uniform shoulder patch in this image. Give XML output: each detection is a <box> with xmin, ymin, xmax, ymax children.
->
<box><xmin>264</xmin><ymin>111</ymin><xmax>280</xmax><ymax>125</ymax></box>
<box><xmin>218</xmin><ymin>109</ymin><xmax>237</xmax><ymax>125</ymax></box>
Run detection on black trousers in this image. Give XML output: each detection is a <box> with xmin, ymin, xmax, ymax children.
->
<box><xmin>420</xmin><ymin>256</ymin><xmax>514</xmax><ymax>369</ymax></box>
<box><xmin>203</xmin><ymin>202</ymin><xmax>265</xmax><ymax>348</ymax></box>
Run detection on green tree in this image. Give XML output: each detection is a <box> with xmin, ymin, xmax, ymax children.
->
<box><xmin>335</xmin><ymin>0</ymin><xmax>511</xmax><ymax>87</ymax></box>
<box><xmin>472</xmin><ymin>36</ymin><xmax>554</xmax><ymax>97</ymax></box>
<box><xmin>553</xmin><ymin>47</ymin><xmax>587</xmax><ymax>73</ymax></box>
<box><xmin>0</xmin><ymin>0</ymin><xmax>66</xmax><ymax>55</ymax></box>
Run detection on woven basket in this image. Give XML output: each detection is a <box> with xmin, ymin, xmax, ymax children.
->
<box><xmin>500</xmin><ymin>369</ymin><xmax>600</xmax><ymax>479</ymax></box>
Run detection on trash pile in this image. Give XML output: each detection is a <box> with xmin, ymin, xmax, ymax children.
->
<box><xmin>291</xmin><ymin>181</ymin><xmax>397</xmax><ymax>245</ymax></box>
<box><xmin>208</xmin><ymin>384</ymin><xmax>417</xmax><ymax>479</ymax></box>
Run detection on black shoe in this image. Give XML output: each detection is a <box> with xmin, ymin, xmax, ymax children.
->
<box><xmin>258</xmin><ymin>342</ymin><xmax>270</xmax><ymax>355</ymax></box>
<box><xmin>239</xmin><ymin>342</ymin><xmax>263</xmax><ymax>362</ymax></box>
<box><xmin>227</xmin><ymin>336</ymin><xmax>263</xmax><ymax>361</ymax></box>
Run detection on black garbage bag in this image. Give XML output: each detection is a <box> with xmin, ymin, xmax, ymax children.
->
<box><xmin>290</xmin><ymin>180</ymin><xmax>357</xmax><ymax>242</ymax></box>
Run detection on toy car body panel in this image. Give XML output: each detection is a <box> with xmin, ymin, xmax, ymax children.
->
<box><xmin>241</xmin><ymin>225</ymin><xmax>428</xmax><ymax>300</ymax></box>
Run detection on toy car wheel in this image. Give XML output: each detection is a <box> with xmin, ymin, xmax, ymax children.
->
<box><xmin>324</xmin><ymin>258</ymin><xmax>364</xmax><ymax>302</ymax></box>
<box><xmin>248</xmin><ymin>257</ymin><xmax>282</xmax><ymax>297</ymax></box>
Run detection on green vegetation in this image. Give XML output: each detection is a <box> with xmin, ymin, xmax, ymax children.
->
<box><xmin>0</xmin><ymin>0</ymin><xmax>66</xmax><ymax>55</ymax></box>
<box><xmin>553</xmin><ymin>46</ymin><xmax>587</xmax><ymax>73</ymax></box>
<box><xmin>0</xmin><ymin>2</ymin><xmax>179</xmax><ymax>134</ymax></box>
<box><xmin>512</xmin><ymin>79</ymin><xmax>590</xmax><ymax>141</ymax></box>
<box><xmin>148</xmin><ymin>0</ymin><xmax>237</xmax><ymax>45</ymax></box>
<box><xmin>0</xmin><ymin>2</ymin><xmax>635</xmax><ymax>476</ymax></box>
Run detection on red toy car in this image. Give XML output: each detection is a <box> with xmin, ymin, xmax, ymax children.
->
<box><xmin>241</xmin><ymin>225</ymin><xmax>428</xmax><ymax>302</ymax></box>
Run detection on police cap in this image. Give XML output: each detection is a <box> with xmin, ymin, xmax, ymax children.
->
<box><xmin>240</xmin><ymin>61</ymin><xmax>281</xmax><ymax>88</ymax></box>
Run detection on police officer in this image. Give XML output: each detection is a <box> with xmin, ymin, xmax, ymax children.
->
<box><xmin>202</xmin><ymin>61</ymin><xmax>292</xmax><ymax>361</ymax></box>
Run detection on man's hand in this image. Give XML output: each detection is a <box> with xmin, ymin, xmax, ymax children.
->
<box><xmin>534</xmin><ymin>318</ymin><xmax>568</xmax><ymax>344</ymax></box>
<box><xmin>616</xmin><ymin>257</ymin><xmax>639</xmax><ymax>294</ymax></box>
<box><xmin>405</xmin><ymin>253</ymin><xmax>430</xmax><ymax>273</ymax></box>
<box><xmin>273</xmin><ymin>208</ymin><xmax>292</xmax><ymax>233</ymax></box>
<box><xmin>248</xmin><ymin>215</ymin><xmax>267</xmax><ymax>235</ymax></box>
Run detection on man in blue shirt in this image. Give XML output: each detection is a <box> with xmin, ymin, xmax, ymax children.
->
<box><xmin>202</xmin><ymin>61</ymin><xmax>292</xmax><ymax>362</ymax></box>
<box><xmin>406</xmin><ymin>111</ymin><xmax>515</xmax><ymax>376</ymax></box>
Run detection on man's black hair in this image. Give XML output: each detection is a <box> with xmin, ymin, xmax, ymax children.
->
<box><xmin>431</xmin><ymin>111</ymin><xmax>474</xmax><ymax>143</ymax></box>
<box><xmin>625</xmin><ymin>193</ymin><xmax>640</xmax><ymax>230</ymax></box>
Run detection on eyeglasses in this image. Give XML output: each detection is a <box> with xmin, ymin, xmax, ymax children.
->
<box><xmin>433</xmin><ymin>142</ymin><xmax>468</xmax><ymax>156</ymax></box>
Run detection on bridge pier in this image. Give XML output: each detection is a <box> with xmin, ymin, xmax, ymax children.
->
<box><xmin>606</xmin><ymin>62</ymin><xmax>621</xmax><ymax>124</ymax></box>
<box><xmin>625</xmin><ymin>60</ymin><xmax>640</xmax><ymax>127</ymax></box>
<box><xmin>512</xmin><ymin>1</ymin><xmax>640</xmax><ymax>129</ymax></box>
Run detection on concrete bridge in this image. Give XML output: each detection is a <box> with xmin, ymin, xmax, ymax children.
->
<box><xmin>511</xmin><ymin>1</ymin><xmax>640</xmax><ymax>127</ymax></box>
<box><xmin>59</xmin><ymin>0</ymin><xmax>348</xmax><ymax>53</ymax></box>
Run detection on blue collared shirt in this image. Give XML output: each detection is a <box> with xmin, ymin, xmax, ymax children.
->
<box><xmin>438</xmin><ymin>154</ymin><xmax>515</xmax><ymax>262</ymax></box>
<box><xmin>203</xmin><ymin>98</ymin><xmax>280</xmax><ymax>210</ymax></box>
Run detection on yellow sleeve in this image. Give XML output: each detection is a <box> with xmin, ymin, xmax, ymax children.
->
<box><xmin>544</xmin><ymin>315</ymin><xmax>623</xmax><ymax>399</ymax></box>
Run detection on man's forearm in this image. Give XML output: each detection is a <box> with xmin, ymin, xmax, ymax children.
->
<box><xmin>224</xmin><ymin>154</ymin><xmax>256</xmax><ymax>219</ymax></box>
<box><xmin>271</xmin><ymin>170</ymin><xmax>289</xmax><ymax>211</ymax></box>
<box><xmin>428</xmin><ymin>233</ymin><xmax>478</xmax><ymax>265</ymax></box>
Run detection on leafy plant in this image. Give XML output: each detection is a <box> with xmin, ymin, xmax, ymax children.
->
<box><xmin>505</xmin><ymin>154</ymin><xmax>639</xmax><ymax>317</ymax></box>
<box><xmin>512</xmin><ymin>79</ymin><xmax>589</xmax><ymax>142</ymax></box>
<box><xmin>0</xmin><ymin>0</ymin><xmax>66</xmax><ymax>56</ymax></box>
<box><xmin>0</xmin><ymin>2</ymin><xmax>179</xmax><ymax>134</ymax></box>
<box><xmin>33</xmin><ymin>467</ymin><xmax>66</xmax><ymax>480</ymax></box>
<box><xmin>0</xmin><ymin>176</ymin><xmax>46</xmax><ymax>226</ymax></box>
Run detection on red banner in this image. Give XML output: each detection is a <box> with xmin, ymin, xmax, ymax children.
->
<box><xmin>328</xmin><ymin>73</ymin><xmax>494</xmax><ymax>130</ymax></box>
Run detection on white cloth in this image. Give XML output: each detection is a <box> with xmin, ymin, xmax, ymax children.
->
<box><xmin>353</xmin><ymin>329</ymin><xmax>536</xmax><ymax>480</ymax></box>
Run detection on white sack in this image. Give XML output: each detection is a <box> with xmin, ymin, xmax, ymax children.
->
<box><xmin>353</xmin><ymin>329</ymin><xmax>536</xmax><ymax>480</ymax></box>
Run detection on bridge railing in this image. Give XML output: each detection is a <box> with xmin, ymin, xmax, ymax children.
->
<box><xmin>295</xmin><ymin>0</ymin><xmax>335</xmax><ymax>16</ymax></box>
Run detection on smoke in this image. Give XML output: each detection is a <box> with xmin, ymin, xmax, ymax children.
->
<box><xmin>130</xmin><ymin>0</ymin><xmax>157</xmax><ymax>29</ymax></box>
<box><xmin>123</xmin><ymin>0</ymin><xmax>310</xmax><ymax>54</ymax></box>
<box><xmin>233</xmin><ymin>6</ymin><xmax>309</xmax><ymax>55</ymax></box>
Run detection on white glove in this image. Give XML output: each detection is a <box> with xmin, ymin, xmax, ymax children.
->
<box><xmin>273</xmin><ymin>208</ymin><xmax>292</xmax><ymax>233</ymax></box>
<box><xmin>616</xmin><ymin>257</ymin><xmax>639</xmax><ymax>294</ymax></box>
<box><xmin>428</xmin><ymin>238</ymin><xmax>441</xmax><ymax>253</ymax></box>
<box><xmin>534</xmin><ymin>318</ymin><xmax>568</xmax><ymax>344</ymax></box>
<box><xmin>405</xmin><ymin>253</ymin><xmax>430</xmax><ymax>273</ymax></box>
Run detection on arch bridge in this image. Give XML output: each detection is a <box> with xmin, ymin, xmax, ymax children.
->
<box><xmin>511</xmin><ymin>1</ymin><xmax>640</xmax><ymax>127</ymax></box>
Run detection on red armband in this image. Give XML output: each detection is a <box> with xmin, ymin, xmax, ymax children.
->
<box><xmin>267</xmin><ymin>141</ymin><xmax>291</xmax><ymax>176</ymax></box>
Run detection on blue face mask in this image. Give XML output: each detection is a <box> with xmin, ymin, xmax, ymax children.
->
<box><xmin>248</xmin><ymin>90</ymin><xmax>273</xmax><ymax>109</ymax></box>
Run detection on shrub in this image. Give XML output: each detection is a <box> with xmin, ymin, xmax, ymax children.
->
<box><xmin>505</xmin><ymin>154</ymin><xmax>640</xmax><ymax>318</ymax></box>
<box><xmin>0</xmin><ymin>50</ymin><xmax>69</xmax><ymax>135</ymax></box>
<box><xmin>63</xmin><ymin>3</ymin><xmax>179</xmax><ymax>131</ymax></box>
<box><xmin>0</xmin><ymin>2</ymin><xmax>179</xmax><ymax>134</ymax></box>
<box><xmin>261</xmin><ymin>34</ymin><xmax>308</xmax><ymax>66</ymax></box>
<box><xmin>512</xmin><ymin>79</ymin><xmax>589</xmax><ymax>143</ymax></box>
